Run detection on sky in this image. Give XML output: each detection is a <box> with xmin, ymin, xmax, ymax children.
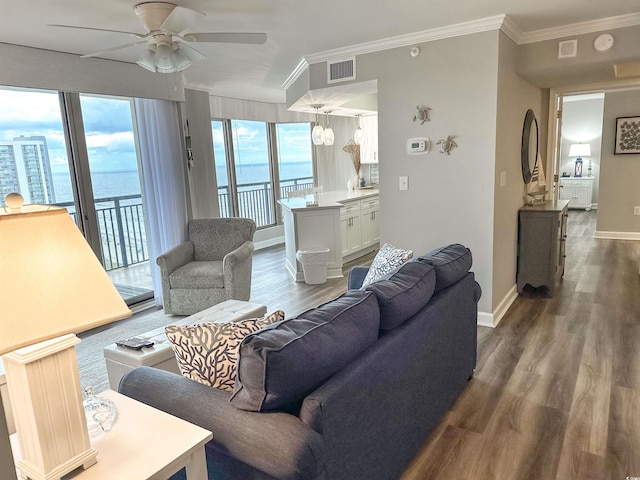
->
<box><xmin>0</xmin><ymin>87</ymin><xmax>313</xmax><ymax>178</ymax></box>
<box><xmin>0</xmin><ymin>88</ymin><xmax>137</xmax><ymax>173</ymax></box>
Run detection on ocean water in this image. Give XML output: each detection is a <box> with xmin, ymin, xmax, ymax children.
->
<box><xmin>52</xmin><ymin>162</ymin><xmax>312</xmax><ymax>202</ymax></box>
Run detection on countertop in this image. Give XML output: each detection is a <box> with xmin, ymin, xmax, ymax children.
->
<box><xmin>279</xmin><ymin>188</ymin><xmax>379</xmax><ymax>211</ymax></box>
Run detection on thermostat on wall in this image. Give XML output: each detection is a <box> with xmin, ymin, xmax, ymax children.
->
<box><xmin>406</xmin><ymin>137</ymin><xmax>430</xmax><ymax>155</ymax></box>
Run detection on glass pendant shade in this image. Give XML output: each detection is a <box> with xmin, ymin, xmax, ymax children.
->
<box><xmin>354</xmin><ymin>127</ymin><xmax>365</xmax><ymax>145</ymax></box>
<box><xmin>312</xmin><ymin>124</ymin><xmax>325</xmax><ymax>145</ymax></box>
<box><xmin>323</xmin><ymin>126</ymin><xmax>335</xmax><ymax>145</ymax></box>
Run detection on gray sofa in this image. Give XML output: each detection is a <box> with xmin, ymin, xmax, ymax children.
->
<box><xmin>119</xmin><ymin>244</ymin><xmax>481</xmax><ymax>480</ymax></box>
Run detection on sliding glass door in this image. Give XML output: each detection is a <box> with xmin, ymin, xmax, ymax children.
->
<box><xmin>0</xmin><ymin>86</ymin><xmax>153</xmax><ymax>305</ymax></box>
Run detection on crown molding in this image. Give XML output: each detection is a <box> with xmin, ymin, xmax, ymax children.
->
<box><xmin>282</xmin><ymin>11</ymin><xmax>640</xmax><ymax>91</ymax></box>
<box><xmin>282</xmin><ymin>58</ymin><xmax>309</xmax><ymax>90</ymax></box>
<box><xmin>304</xmin><ymin>14</ymin><xmax>507</xmax><ymax>65</ymax></box>
<box><xmin>519</xmin><ymin>12</ymin><xmax>640</xmax><ymax>44</ymax></box>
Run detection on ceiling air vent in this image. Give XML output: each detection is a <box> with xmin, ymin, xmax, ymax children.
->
<box><xmin>328</xmin><ymin>58</ymin><xmax>356</xmax><ymax>84</ymax></box>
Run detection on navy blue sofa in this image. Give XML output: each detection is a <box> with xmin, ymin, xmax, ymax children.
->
<box><xmin>119</xmin><ymin>244</ymin><xmax>481</xmax><ymax>480</ymax></box>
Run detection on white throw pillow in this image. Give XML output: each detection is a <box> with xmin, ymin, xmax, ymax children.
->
<box><xmin>361</xmin><ymin>243</ymin><xmax>413</xmax><ymax>287</ymax></box>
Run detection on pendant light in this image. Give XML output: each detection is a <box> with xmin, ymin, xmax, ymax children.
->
<box><xmin>354</xmin><ymin>114</ymin><xmax>365</xmax><ymax>145</ymax></box>
<box><xmin>311</xmin><ymin>105</ymin><xmax>325</xmax><ymax>145</ymax></box>
<box><xmin>323</xmin><ymin>111</ymin><xmax>335</xmax><ymax>146</ymax></box>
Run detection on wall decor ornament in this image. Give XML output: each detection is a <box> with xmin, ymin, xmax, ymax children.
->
<box><xmin>614</xmin><ymin>116</ymin><xmax>640</xmax><ymax>154</ymax></box>
<box><xmin>437</xmin><ymin>136</ymin><xmax>457</xmax><ymax>154</ymax></box>
<box><xmin>413</xmin><ymin>106</ymin><xmax>431</xmax><ymax>125</ymax></box>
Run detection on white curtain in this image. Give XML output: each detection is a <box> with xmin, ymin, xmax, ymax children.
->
<box><xmin>134</xmin><ymin>98</ymin><xmax>188</xmax><ymax>308</ymax></box>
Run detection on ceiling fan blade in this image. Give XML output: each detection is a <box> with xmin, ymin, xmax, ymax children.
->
<box><xmin>175</xmin><ymin>42</ymin><xmax>206</xmax><ymax>61</ymax></box>
<box><xmin>48</xmin><ymin>24</ymin><xmax>148</xmax><ymax>39</ymax></box>
<box><xmin>161</xmin><ymin>5</ymin><xmax>205</xmax><ymax>35</ymax></box>
<box><xmin>184</xmin><ymin>33</ymin><xmax>267</xmax><ymax>44</ymax></box>
<box><xmin>80</xmin><ymin>40</ymin><xmax>147</xmax><ymax>59</ymax></box>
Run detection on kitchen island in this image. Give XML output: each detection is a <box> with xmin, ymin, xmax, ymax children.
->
<box><xmin>279</xmin><ymin>188</ymin><xmax>379</xmax><ymax>282</ymax></box>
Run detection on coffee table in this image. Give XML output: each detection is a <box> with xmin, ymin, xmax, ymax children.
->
<box><xmin>104</xmin><ymin>299</ymin><xmax>267</xmax><ymax>390</ymax></box>
<box><xmin>12</xmin><ymin>390</ymin><xmax>212</xmax><ymax>480</ymax></box>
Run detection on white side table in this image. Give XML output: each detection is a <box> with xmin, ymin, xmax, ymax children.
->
<box><xmin>12</xmin><ymin>390</ymin><xmax>212</xmax><ymax>480</ymax></box>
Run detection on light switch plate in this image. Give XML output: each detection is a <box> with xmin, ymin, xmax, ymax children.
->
<box><xmin>399</xmin><ymin>176</ymin><xmax>409</xmax><ymax>191</ymax></box>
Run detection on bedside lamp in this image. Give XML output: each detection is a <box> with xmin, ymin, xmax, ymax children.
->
<box><xmin>568</xmin><ymin>143</ymin><xmax>591</xmax><ymax>177</ymax></box>
<box><xmin>0</xmin><ymin>193</ymin><xmax>131</xmax><ymax>479</ymax></box>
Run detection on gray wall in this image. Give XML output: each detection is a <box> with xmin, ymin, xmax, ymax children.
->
<box><xmin>326</xmin><ymin>31</ymin><xmax>503</xmax><ymax>316</ymax></box>
<box><xmin>184</xmin><ymin>89</ymin><xmax>219</xmax><ymax>219</ymax></box>
<box><xmin>596</xmin><ymin>90</ymin><xmax>640</xmax><ymax>234</ymax></box>
<box><xmin>0</xmin><ymin>43</ymin><xmax>184</xmax><ymax>101</ymax></box>
<box><xmin>494</xmin><ymin>32</ymin><xmax>546</xmax><ymax>312</ymax></box>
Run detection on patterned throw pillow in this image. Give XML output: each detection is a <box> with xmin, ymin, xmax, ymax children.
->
<box><xmin>165</xmin><ymin>310</ymin><xmax>284</xmax><ymax>392</ymax></box>
<box><xmin>361</xmin><ymin>243</ymin><xmax>413</xmax><ymax>288</ymax></box>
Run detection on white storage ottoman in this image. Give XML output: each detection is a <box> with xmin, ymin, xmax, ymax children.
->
<box><xmin>104</xmin><ymin>300</ymin><xmax>267</xmax><ymax>390</ymax></box>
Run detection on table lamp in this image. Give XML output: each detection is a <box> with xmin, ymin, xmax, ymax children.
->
<box><xmin>568</xmin><ymin>143</ymin><xmax>591</xmax><ymax>177</ymax></box>
<box><xmin>0</xmin><ymin>193</ymin><xmax>131</xmax><ymax>479</ymax></box>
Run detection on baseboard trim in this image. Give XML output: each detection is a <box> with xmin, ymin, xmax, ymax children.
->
<box><xmin>594</xmin><ymin>231</ymin><xmax>640</xmax><ymax>240</ymax></box>
<box><xmin>477</xmin><ymin>285</ymin><xmax>518</xmax><ymax>328</ymax></box>
<box><xmin>255</xmin><ymin>236</ymin><xmax>285</xmax><ymax>250</ymax></box>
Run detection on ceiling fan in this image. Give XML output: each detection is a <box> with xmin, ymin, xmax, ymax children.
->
<box><xmin>49</xmin><ymin>2</ymin><xmax>267</xmax><ymax>73</ymax></box>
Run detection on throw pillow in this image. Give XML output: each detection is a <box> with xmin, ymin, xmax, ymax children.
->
<box><xmin>165</xmin><ymin>310</ymin><xmax>284</xmax><ymax>392</ymax></box>
<box><xmin>361</xmin><ymin>243</ymin><xmax>413</xmax><ymax>287</ymax></box>
<box><xmin>230</xmin><ymin>291</ymin><xmax>380</xmax><ymax>412</ymax></box>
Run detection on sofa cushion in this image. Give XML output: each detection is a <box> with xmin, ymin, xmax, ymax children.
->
<box><xmin>169</xmin><ymin>261</ymin><xmax>224</xmax><ymax>289</ymax></box>
<box><xmin>361</xmin><ymin>243</ymin><xmax>413</xmax><ymax>287</ymax></box>
<box><xmin>418</xmin><ymin>244</ymin><xmax>472</xmax><ymax>292</ymax></box>
<box><xmin>165</xmin><ymin>310</ymin><xmax>284</xmax><ymax>392</ymax></box>
<box><xmin>364</xmin><ymin>260</ymin><xmax>436</xmax><ymax>332</ymax></box>
<box><xmin>230</xmin><ymin>291</ymin><xmax>380</xmax><ymax>412</ymax></box>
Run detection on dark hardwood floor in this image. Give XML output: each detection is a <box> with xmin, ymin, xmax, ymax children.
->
<box><xmin>401</xmin><ymin>210</ymin><xmax>640</xmax><ymax>480</ymax></box>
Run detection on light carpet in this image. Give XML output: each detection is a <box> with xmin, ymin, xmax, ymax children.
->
<box><xmin>76</xmin><ymin>307</ymin><xmax>184</xmax><ymax>394</ymax></box>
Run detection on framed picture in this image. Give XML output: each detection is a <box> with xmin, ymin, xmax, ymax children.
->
<box><xmin>615</xmin><ymin>116</ymin><xmax>640</xmax><ymax>154</ymax></box>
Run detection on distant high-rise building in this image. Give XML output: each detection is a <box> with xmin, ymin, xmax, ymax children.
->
<box><xmin>0</xmin><ymin>135</ymin><xmax>56</xmax><ymax>204</ymax></box>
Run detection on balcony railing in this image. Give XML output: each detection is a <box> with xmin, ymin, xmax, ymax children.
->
<box><xmin>53</xmin><ymin>176</ymin><xmax>313</xmax><ymax>271</ymax></box>
<box><xmin>55</xmin><ymin>194</ymin><xmax>148</xmax><ymax>272</ymax></box>
<box><xmin>218</xmin><ymin>177</ymin><xmax>314</xmax><ymax>227</ymax></box>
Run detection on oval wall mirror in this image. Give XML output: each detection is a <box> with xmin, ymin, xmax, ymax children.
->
<box><xmin>521</xmin><ymin>109</ymin><xmax>538</xmax><ymax>184</ymax></box>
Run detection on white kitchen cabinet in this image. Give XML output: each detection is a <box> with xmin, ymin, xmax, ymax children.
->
<box><xmin>559</xmin><ymin>177</ymin><xmax>593</xmax><ymax>210</ymax></box>
<box><xmin>360</xmin><ymin>197</ymin><xmax>380</xmax><ymax>249</ymax></box>
<box><xmin>340</xmin><ymin>195</ymin><xmax>379</xmax><ymax>262</ymax></box>
<box><xmin>341</xmin><ymin>200</ymin><xmax>362</xmax><ymax>256</ymax></box>
<box><xmin>360</xmin><ymin>115</ymin><xmax>378</xmax><ymax>164</ymax></box>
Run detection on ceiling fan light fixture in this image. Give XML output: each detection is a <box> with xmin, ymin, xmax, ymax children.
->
<box><xmin>154</xmin><ymin>43</ymin><xmax>174</xmax><ymax>70</ymax></box>
<box><xmin>171</xmin><ymin>47</ymin><xmax>193</xmax><ymax>71</ymax></box>
<box><xmin>136</xmin><ymin>47</ymin><xmax>158</xmax><ymax>72</ymax></box>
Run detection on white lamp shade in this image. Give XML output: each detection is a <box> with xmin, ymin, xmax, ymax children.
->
<box><xmin>312</xmin><ymin>124</ymin><xmax>325</xmax><ymax>145</ymax></box>
<box><xmin>354</xmin><ymin>127</ymin><xmax>365</xmax><ymax>145</ymax></box>
<box><xmin>0</xmin><ymin>204</ymin><xmax>131</xmax><ymax>355</ymax></box>
<box><xmin>568</xmin><ymin>143</ymin><xmax>591</xmax><ymax>157</ymax></box>
<box><xmin>136</xmin><ymin>48</ymin><xmax>157</xmax><ymax>72</ymax></box>
<box><xmin>323</xmin><ymin>127</ymin><xmax>335</xmax><ymax>145</ymax></box>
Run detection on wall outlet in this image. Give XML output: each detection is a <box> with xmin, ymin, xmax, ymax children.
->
<box><xmin>399</xmin><ymin>176</ymin><xmax>409</xmax><ymax>191</ymax></box>
<box><xmin>634</xmin><ymin>206</ymin><xmax>640</xmax><ymax>216</ymax></box>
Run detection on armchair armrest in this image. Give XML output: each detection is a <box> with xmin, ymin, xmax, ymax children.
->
<box><xmin>223</xmin><ymin>240</ymin><xmax>254</xmax><ymax>271</ymax></box>
<box><xmin>156</xmin><ymin>241</ymin><xmax>194</xmax><ymax>275</ymax></box>
<box><xmin>119</xmin><ymin>367</ymin><xmax>324</xmax><ymax>480</ymax></box>
<box><xmin>347</xmin><ymin>266</ymin><xmax>370</xmax><ymax>290</ymax></box>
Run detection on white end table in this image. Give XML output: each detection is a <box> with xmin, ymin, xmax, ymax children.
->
<box><xmin>12</xmin><ymin>390</ymin><xmax>212</xmax><ymax>480</ymax></box>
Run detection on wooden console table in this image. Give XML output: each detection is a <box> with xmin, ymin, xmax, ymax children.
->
<box><xmin>517</xmin><ymin>199</ymin><xmax>570</xmax><ymax>297</ymax></box>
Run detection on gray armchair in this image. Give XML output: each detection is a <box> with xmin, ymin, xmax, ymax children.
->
<box><xmin>156</xmin><ymin>218</ymin><xmax>256</xmax><ymax>315</ymax></box>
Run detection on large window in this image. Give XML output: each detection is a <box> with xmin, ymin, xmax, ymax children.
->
<box><xmin>212</xmin><ymin>120</ymin><xmax>314</xmax><ymax>228</ymax></box>
<box><xmin>0</xmin><ymin>86</ymin><xmax>152</xmax><ymax>305</ymax></box>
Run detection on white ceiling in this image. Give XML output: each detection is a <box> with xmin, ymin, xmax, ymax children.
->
<box><xmin>2</xmin><ymin>0</ymin><xmax>640</xmax><ymax>104</ymax></box>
